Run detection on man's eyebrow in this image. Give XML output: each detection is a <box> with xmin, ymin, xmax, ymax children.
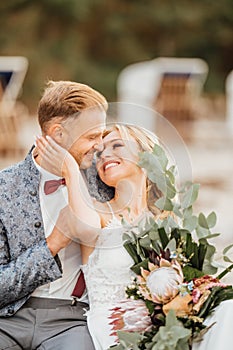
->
<box><xmin>86</xmin><ymin>130</ymin><xmax>103</xmax><ymax>137</ymax></box>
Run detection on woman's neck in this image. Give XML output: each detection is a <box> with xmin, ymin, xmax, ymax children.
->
<box><xmin>111</xmin><ymin>176</ymin><xmax>148</xmax><ymax>219</ymax></box>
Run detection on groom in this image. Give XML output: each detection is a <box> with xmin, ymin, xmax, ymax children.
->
<box><xmin>0</xmin><ymin>81</ymin><xmax>113</xmax><ymax>349</ymax></box>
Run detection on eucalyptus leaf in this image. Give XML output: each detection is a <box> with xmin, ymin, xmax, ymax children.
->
<box><xmin>165</xmin><ymin>177</ymin><xmax>176</xmax><ymax>199</ymax></box>
<box><xmin>151</xmin><ymin>310</ymin><xmax>191</xmax><ymax>350</ymax></box>
<box><xmin>196</xmin><ymin>225</ymin><xmax>211</xmax><ymax>239</ymax></box>
<box><xmin>201</xmin><ymin>233</ymin><xmax>220</xmax><ymax>240</ymax></box>
<box><xmin>155</xmin><ymin>197</ymin><xmax>166</xmax><ymax>210</ymax></box>
<box><xmin>173</xmin><ymin>203</ymin><xmax>183</xmax><ymax>218</ymax></box>
<box><xmin>149</xmin><ymin>174</ymin><xmax>166</xmax><ymax>195</ymax></box>
<box><xmin>149</xmin><ymin>230</ymin><xmax>160</xmax><ymax>241</ymax></box>
<box><xmin>138</xmin><ymin>216</ymin><xmax>149</xmax><ymax>232</ymax></box>
<box><xmin>155</xmin><ymin>197</ymin><xmax>173</xmax><ymax>211</ymax></box>
<box><xmin>210</xmin><ymin>260</ymin><xmax>226</xmax><ymax>269</ymax></box>
<box><xmin>138</xmin><ymin>152</ymin><xmax>163</xmax><ymax>174</ymax></box>
<box><xmin>168</xmin><ymin>164</ymin><xmax>176</xmax><ymax>175</ymax></box>
<box><xmin>198</xmin><ymin>213</ymin><xmax>209</xmax><ymax>229</ymax></box>
<box><xmin>183</xmin><ymin>206</ymin><xmax>193</xmax><ymax>219</ymax></box>
<box><xmin>181</xmin><ymin>183</ymin><xmax>199</xmax><ymax>209</ymax></box>
<box><xmin>207</xmin><ymin>211</ymin><xmax>217</xmax><ymax>228</ymax></box>
<box><xmin>152</xmin><ymin>144</ymin><xmax>168</xmax><ymax>170</ymax></box>
<box><xmin>183</xmin><ymin>215</ymin><xmax>198</xmax><ymax>232</ymax></box>
<box><xmin>199</xmin><ymin>239</ymin><xmax>217</xmax><ymax>269</ymax></box>
<box><xmin>166</xmin><ymin>238</ymin><xmax>177</xmax><ymax>252</ymax></box>
<box><xmin>163</xmin><ymin>215</ymin><xmax>179</xmax><ymax>233</ymax></box>
<box><xmin>140</xmin><ymin>236</ymin><xmax>152</xmax><ymax>249</ymax></box>
<box><xmin>223</xmin><ymin>243</ymin><xmax>233</xmax><ymax>256</ymax></box>
<box><xmin>166</xmin><ymin>169</ymin><xmax>175</xmax><ymax>185</ymax></box>
<box><xmin>117</xmin><ymin>330</ymin><xmax>142</xmax><ymax>349</ymax></box>
<box><xmin>158</xmin><ymin>218</ymin><xmax>168</xmax><ymax>230</ymax></box>
<box><xmin>202</xmin><ymin>260</ymin><xmax>218</xmax><ymax>275</ymax></box>
<box><xmin>223</xmin><ymin>256</ymin><xmax>233</xmax><ymax>263</ymax></box>
<box><xmin>150</xmin><ymin>239</ymin><xmax>162</xmax><ymax>254</ymax></box>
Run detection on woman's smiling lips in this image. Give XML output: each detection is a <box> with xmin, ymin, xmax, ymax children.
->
<box><xmin>102</xmin><ymin>160</ymin><xmax>120</xmax><ymax>172</ymax></box>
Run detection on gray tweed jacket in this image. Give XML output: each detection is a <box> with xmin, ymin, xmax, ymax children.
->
<box><xmin>0</xmin><ymin>149</ymin><xmax>114</xmax><ymax>317</ymax></box>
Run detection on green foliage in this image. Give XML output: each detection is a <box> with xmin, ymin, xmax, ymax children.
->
<box><xmin>111</xmin><ymin>331</ymin><xmax>143</xmax><ymax>350</ymax></box>
<box><xmin>0</xmin><ymin>0</ymin><xmax>232</xmax><ymax>109</ymax></box>
<box><xmin>135</xmin><ymin>144</ymin><xmax>224</xmax><ymax>275</ymax></box>
<box><xmin>149</xmin><ymin>310</ymin><xmax>191</xmax><ymax>350</ymax></box>
<box><xmin>197</xmin><ymin>286</ymin><xmax>233</xmax><ymax>319</ymax></box>
<box><xmin>111</xmin><ymin>146</ymin><xmax>233</xmax><ymax>350</ymax></box>
<box><xmin>114</xmin><ymin>311</ymin><xmax>191</xmax><ymax>350</ymax></box>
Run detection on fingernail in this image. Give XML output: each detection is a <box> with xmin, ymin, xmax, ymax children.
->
<box><xmin>33</xmin><ymin>135</ymin><xmax>38</xmax><ymax>146</ymax></box>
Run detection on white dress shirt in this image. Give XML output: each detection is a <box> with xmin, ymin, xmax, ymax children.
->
<box><xmin>32</xmin><ymin>155</ymin><xmax>87</xmax><ymax>302</ymax></box>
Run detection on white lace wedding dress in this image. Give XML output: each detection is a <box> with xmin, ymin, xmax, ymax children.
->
<box><xmin>82</xmin><ymin>206</ymin><xmax>135</xmax><ymax>350</ymax></box>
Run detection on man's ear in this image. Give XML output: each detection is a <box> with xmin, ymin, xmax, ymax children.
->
<box><xmin>47</xmin><ymin>123</ymin><xmax>63</xmax><ymax>143</ymax></box>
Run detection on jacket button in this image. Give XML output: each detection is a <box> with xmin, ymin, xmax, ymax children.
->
<box><xmin>29</xmin><ymin>190</ymin><xmax>37</xmax><ymax>196</ymax></box>
<box><xmin>34</xmin><ymin>221</ymin><xmax>41</xmax><ymax>228</ymax></box>
<box><xmin>8</xmin><ymin>307</ymin><xmax>14</xmax><ymax>315</ymax></box>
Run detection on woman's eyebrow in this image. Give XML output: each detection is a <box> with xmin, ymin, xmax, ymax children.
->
<box><xmin>103</xmin><ymin>138</ymin><xmax>123</xmax><ymax>145</ymax></box>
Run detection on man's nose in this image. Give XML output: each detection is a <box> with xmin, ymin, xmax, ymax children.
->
<box><xmin>94</xmin><ymin>139</ymin><xmax>104</xmax><ymax>152</ymax></box>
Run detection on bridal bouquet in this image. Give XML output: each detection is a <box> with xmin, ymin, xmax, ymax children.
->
<box><xmin>109</xmin><ymin>144</ymin><xmax>233</xmax><ymax>350</ymax></box>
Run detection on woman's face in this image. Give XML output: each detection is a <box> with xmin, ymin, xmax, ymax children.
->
<box><xmin>96</xmin><ymin>130</ymin><xmax>142</xmax><ymax>187</ymax></box>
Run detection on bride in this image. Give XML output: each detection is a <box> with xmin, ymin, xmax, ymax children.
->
<box><xmin>36</xmin><ymin>123</ymin><xmax>163</xmax><ymax>349</ymax></box>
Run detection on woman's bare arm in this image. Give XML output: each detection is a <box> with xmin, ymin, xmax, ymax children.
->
<box><xmin>36</xmin><ymin>136</ymin><xmax>101</xmax><ymax>247</ymax></box>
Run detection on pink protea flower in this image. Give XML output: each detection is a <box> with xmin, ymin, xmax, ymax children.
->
<box><xmin>192</xmin><ymin>274</ymin><xmax>229</xmax><ymax>305</ymax></box>
<box><xmin>109</xmin><ymin>299</ymin><xmax>152</xmax><ymax>336</ymax></box>
<box><xmin>192</xmin><ymin>288</ymin><xmax>201</xmax><ymax>304</ymax></box>
<box><xmin>138</xmin><ymin>258</ymin><xmax>183</xmax><ymax>304</ymax></box>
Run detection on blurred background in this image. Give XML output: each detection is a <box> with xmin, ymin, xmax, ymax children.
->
<box><xmin>0</xmin><ymin>0</ymin><xmax>233</xmax><ymax>275</ymax></box>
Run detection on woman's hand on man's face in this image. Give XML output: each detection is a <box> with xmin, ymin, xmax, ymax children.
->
<box><xmin>35</xmin><ymin>135</ymin><xmax>78</xmax><ymax>177</ymax></box>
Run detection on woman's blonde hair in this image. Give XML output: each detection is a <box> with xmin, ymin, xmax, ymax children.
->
<box><xmin>105</xmin><ymin>123</ymin><xmax>163</xmax><ymax>216</ymax></box>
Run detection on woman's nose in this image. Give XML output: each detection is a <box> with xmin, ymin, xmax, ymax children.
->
<box><xmin>96</xmin><ymin>147</ymin><xmax>112</xmax><ymax>162</ymax></box>
<box><xmin>99</xmin><ymin>145</ymin><xmax>114</xmax><ymax>159</ymax></box>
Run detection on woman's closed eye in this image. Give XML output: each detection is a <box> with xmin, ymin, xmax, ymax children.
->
<box><xmin>96</xmin><ymin>142</ymin><xmax>124</xmax><ymax>159</ymax></box>
<box><xmin>112</xmin><ymin>142</ymin><xmax>124</xmax><ymax>149</ymax></box>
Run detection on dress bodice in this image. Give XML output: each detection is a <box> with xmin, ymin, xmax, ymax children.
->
<box><xmin>82</xmin><ymin>212</ymin><xmax>135</xmax><ymax>310</ymax></box>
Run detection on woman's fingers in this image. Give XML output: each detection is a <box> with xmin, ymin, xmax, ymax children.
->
<box><xmin>45</xmin><ymin>135</ymin><xmax>68</xmax><ymax>158</ymax></box>
<box><xmin>35</xmin><ymin>135</ymin><xmax>72</xmax><ymax>177</ymax></box>
<box><xmin>35</xmin><ymin>137</ymin><xmax>54</xmax><ymax>162</ymax></box>
<box><xmin>36</xmin><ymin>136</ymin><xmax>63</xmax><ymax>159</ymax></box>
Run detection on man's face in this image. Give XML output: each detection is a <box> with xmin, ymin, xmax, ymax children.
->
<box><xmin>61</xmin><ymin>107</ymin><xmax>106</xmax><ymax>169</ymax></box>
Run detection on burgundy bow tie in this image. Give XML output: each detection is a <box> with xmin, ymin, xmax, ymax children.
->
<box><xmin>44</xmin><ymin>178</ymin><xmax>66</xmax><ymax>195</ymax></box>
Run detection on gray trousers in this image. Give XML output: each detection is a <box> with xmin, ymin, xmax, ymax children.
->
<box><xmin>0</xmin><ymin>297</ymin><xmax>95</xmax><ymax>350</ymax></box>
